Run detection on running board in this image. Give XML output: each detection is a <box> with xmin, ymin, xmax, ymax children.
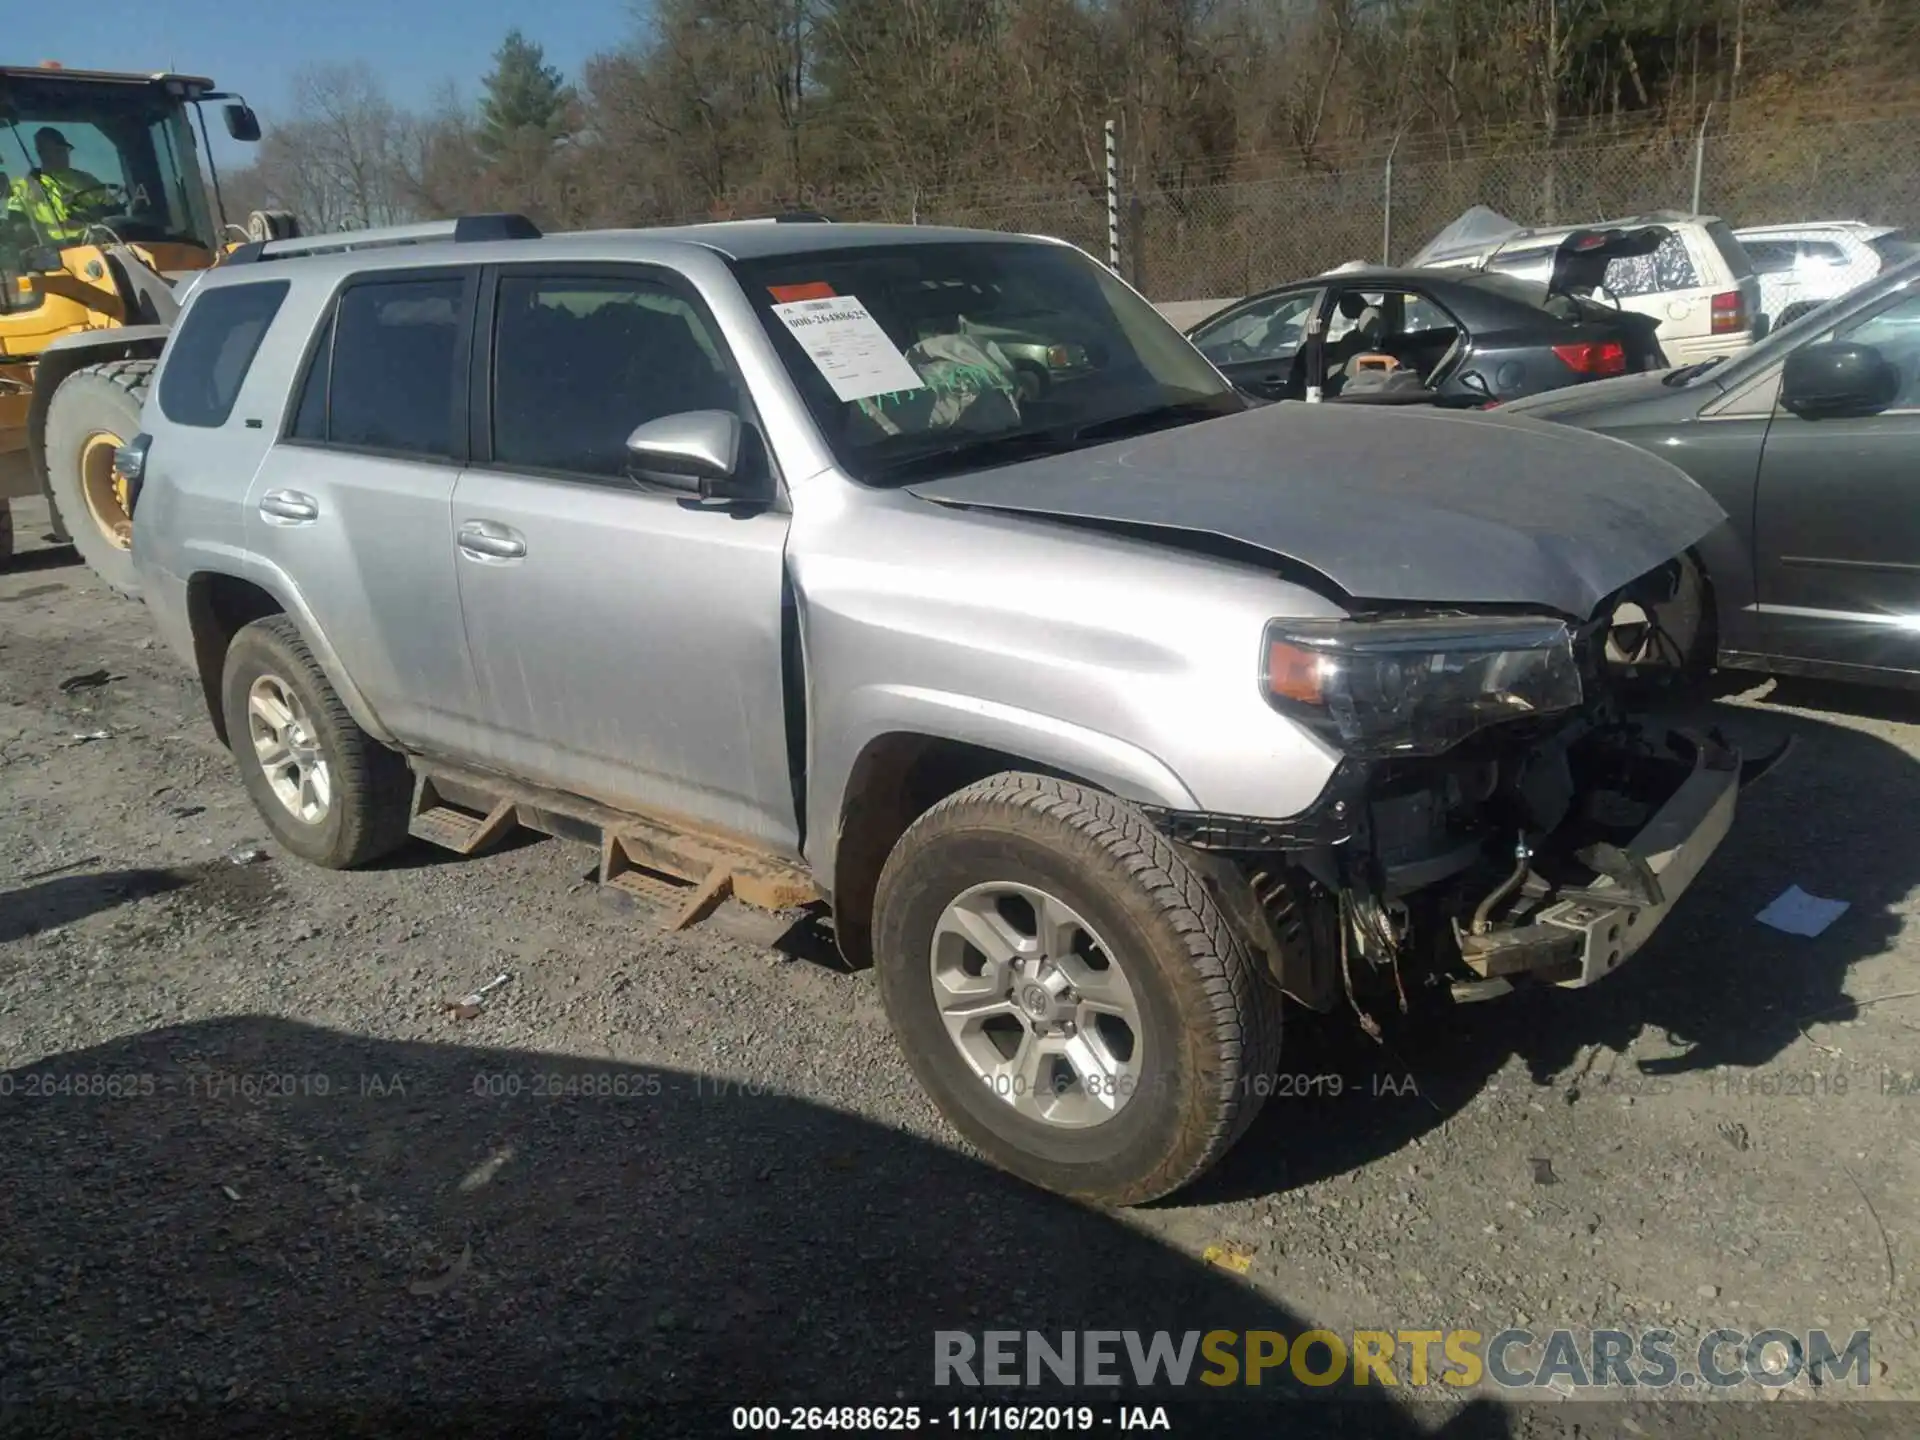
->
<box><xmin>408</xmin><ymin>774</ymin><xmax>518</xmax><ymax>855</ymax></box>
<box><xmin>405</xmin><ymin>761</ymin><xmax>819</xmax><ymax>931</ymax></box>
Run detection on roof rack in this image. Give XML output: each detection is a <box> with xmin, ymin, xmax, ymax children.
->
<box><xmin>223</xmin><ymin>212</ymin><xmax>542</xmax><ymax>266</ymax></box>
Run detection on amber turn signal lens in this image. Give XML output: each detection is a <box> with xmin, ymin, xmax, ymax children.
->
<box><xmin>1265</xmin><ymin>638</ymin><xmax>1325</xmax><ymax>705</ymax></box>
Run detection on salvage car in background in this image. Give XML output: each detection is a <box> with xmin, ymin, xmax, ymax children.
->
<box><xmin>1186</xmin><ymin>265</ymin><xmax>1666</xmax><ymax>404</ymax></box>
<box><xmin>1411</xmin><ymin>206</ymin><xmax>1763</xmax><ymax>366</ymax></box>
<box><xmin>1503</xmin><ymin>249</ymin><xmax>1920</xmax><ymax>690</ymax></box>
<box><xmin>1737</xmin><ymin>220</ymin><xmax>1916</xmax><ymax>328</ymax></box>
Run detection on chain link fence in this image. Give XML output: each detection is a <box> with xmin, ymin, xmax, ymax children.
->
<box><xmin>774</xmin><ymin>111</ymin><xmax>1920</xmax><ymax>306</ymax></box>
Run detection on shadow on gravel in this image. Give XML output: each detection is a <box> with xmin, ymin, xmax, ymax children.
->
<box><xmin>1187</xmin><ymin>693</ymin><xmax>1920</xmax><ymax>1202</ymax></box>
<box><xmin>0</xmin><ymin>1016</ymin><xmax>1513</xmax><ymax>1439</ymax></box>
<box><xmin>0</xmin><ymin>869</ymin><xmax>189</xmax><ymax>944</ymax></box>
<box><xmin>0</xmin><ymin>544</ymin><xmax>82</xmax><ymax>577</ymax></box>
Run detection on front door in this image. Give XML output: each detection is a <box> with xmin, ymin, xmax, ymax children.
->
<box><xmin>449</xmin><ymin>264</ymin><xmax>798</xmax><ymax>855</ymax></box>
<box><xmin>1188</xmin><ymin>288</ymin><xmax>1321</xmax><ymax>400</ymax></box>
<box><xmin>244</xmin><ymin>269</ymin><xmax>487</xmax><ymax>758</ymax></box>
<box><xmin>1753</xmin><ymin>287</ymin><xmax>1920</xmax><ymax>676</ymax></box>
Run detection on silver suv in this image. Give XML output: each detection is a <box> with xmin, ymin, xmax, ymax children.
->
<box><xmin>125</xmin><ymin>213</ymin><xmax>1763</xmax><ymax>1204</ymax></box>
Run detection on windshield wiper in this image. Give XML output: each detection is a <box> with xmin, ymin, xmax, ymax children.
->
<box><xmin>1070</xmin><ymin>398</ymin><xmax>1243</xmax><ymax>443</ymax></box>
<box><xmin>1662</xmin><ymin>356</ymin><xmax>1726</xmax><ymax>387</ymax></box>
<box><xmin>867</xmin><ymin>428</ymin><xmax>1070</xmax><ymax>482</ymax></box>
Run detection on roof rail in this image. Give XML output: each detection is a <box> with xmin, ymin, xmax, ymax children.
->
<box><xmin>224</xmin><ymin>212</ymin><xmax>541</xmax><ymax>266</ymax></box>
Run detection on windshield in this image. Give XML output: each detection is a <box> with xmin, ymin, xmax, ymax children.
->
<box><xmin>0</xmin><ymin>76</ymin><xmax>216</xmax><ymax>254</ymax></box>
<box><xmin>730</xmin><ymin>240</ymin><xmax>1243</xmax><ymax>484</ymax></box>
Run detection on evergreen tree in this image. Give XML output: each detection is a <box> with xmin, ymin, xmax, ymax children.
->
<box><xmin>477</xmin><ymin>29</ymin><xmax>571</xmax><ymax>159</ymax></box>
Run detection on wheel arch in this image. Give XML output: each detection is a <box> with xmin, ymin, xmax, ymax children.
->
<box><xmin>184</xmin><ymin>566</ymin><xmax>399</xmax><ymax>751</ymax></box>
<box><xmin>825</xmin><ymin>728</ymin><xmax>1194</xmax><ymax>972</ymax></box>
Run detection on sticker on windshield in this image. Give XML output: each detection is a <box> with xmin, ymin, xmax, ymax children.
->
<box><xmin>771</xmin><ymin>295</ymin><xmax>925</xmax><ymax>403</ymax></box>
<box><xmin>768</xmin><ymin>281</ymin><xmax>835</xmax><ymax>303</ymax></box>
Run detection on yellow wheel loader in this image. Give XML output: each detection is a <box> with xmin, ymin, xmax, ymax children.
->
<box><xmin>0</xmin><ymin>62</ymin><xmax>295</xmax><ymax>592</ymax></box>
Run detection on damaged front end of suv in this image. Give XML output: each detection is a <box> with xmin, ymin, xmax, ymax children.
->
<box><xmin>1156</xmin><ymin>568</ymin><xmax>1783</xmax><ymax>1032</ymax></box>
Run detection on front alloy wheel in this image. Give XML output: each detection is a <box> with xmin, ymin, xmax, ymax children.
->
<box><xmin>874</xmin><ymin>773</ymin><xmax>1283</xmax><ymax>1205</ymax></box>
<box><xmin>933</xmin><ymin>881</ymin><xmax>1145</xmax><ymax>1129</ymax></box>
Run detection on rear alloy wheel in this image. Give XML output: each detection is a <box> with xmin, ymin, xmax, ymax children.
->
<box><xmin>43</xmin><ymin>360</ymin><xmax>152</xmax><ymax>599</ymax></box>
<box><xmin>874</xmin><ymin>773</ymin><xmax>1283</xmax><ymax>1205</ymax></box>
<box><xmin>221</xmin><ymin>616</ymin><xmax>413</xmax><ymax>868</ymax></box>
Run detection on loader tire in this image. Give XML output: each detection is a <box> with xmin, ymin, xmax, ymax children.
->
<box><xmin>44</xmin><ymin>360</ymin><xmax>152</xmax><ymax>600</ymax></box>
<box><xmin>873</xmin><ymin>772</ymin><xmax>1284</xmax><ymax>1206</ymax></box>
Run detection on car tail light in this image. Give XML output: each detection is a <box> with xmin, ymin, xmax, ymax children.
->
<box><xmin>1551</xmin><ymin>341</ymin><xmax>1627</xmax><ymax>376</ymax></box>
<box><xmin>1711</xmin><ymin>290</ymin><xmax>1746</xmax><ymax>335</ymax></box>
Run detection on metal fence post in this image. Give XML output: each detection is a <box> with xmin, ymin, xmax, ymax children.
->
<box><xmin>1692</xmin><ymin>101</ymin><xmax>1714</xmax><ymax>213</ymax></box>
<box><xmin>1105</xmin><ymin>119</ymin><xmax>1121</xmax><ymax>272</ymax></box>
<box><xmin>1382</xmin><ymin>133</ymin><xmax>1401</xmax><ymax>264</ymax></box>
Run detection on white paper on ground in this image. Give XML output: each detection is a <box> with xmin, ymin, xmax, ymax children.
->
<box><xmin>770</xmin><ymin>295</ymin><xmax>926</xmax><ymax>403</ymax></box>
<box><xmin>1754</xmin><ymin>884</ymin><xmax>1850</xmax><ymax>937</ymax></box>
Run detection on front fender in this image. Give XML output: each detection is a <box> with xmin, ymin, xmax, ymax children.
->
<box><xmin>802</xmin><ymin>683</ymin><xmax>1200</xmax><ymax>890</ymax></box>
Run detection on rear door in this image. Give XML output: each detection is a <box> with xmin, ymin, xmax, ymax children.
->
<box><xmin>1752</xmin><ymin>285</ymin><xmax>1920</xmax><ymax>675</ymax></box>
<box><xmin>243</xmin><ymin>267</ymin><xmax>488</xmax><ymax>758</ymax></box>
<box><xmin>448</xmin><ymin>262</ymin><xmax>799</xmax><ymax>854</ymax></box>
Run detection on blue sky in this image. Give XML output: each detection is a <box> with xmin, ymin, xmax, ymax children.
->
<box><xmin>36</xmin><ymin>1</ymin><xmax>634</xmax><ymax>162</ymax></box>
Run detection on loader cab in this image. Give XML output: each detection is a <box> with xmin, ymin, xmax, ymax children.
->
<box><xmin>0</xmin><ymin>65</ymin><xmax>255</xmax><ymax>321</ymax></box>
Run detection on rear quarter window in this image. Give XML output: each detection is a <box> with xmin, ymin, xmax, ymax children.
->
<box><xmin>157</xmin><ymin>280</ymin><xmax>291</xmax><ymax>428</ymax></box>
<box><xmin>1603</xmin><ymin>233</ymin><xmax>1702</xmax><ymax>297</ymax></box>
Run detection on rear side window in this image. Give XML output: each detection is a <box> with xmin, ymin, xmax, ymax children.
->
<box><xmin>1743</xmin><ymin>239</ymin><xmax>1796</xmax><ymax>274</ymax></box>
<box><xmin>1604</xmin><ymin>233</ymin><xmax>1702</xmax><ymax>297</ymax></box>
<box><xmin>317</xmin><ymin>277</ymin><xmax>466</xmax><ymax>458</ymax></box>
<box><xmin>158</xmin><ymin>280</ymin><xmax>290</xmax><ymax>427</ymax></box>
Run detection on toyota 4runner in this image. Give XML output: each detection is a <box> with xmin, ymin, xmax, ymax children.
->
<box><xmin>124</xmin><ymin>213</ymin><xmax>1772</xmax><ymax>1205</ymax></box>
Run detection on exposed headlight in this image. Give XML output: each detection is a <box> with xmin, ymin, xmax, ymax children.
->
<box><xmin>1262</xmin><ymin>615</ymin><xmax>1583</xmax><ymax>757</ymax></box>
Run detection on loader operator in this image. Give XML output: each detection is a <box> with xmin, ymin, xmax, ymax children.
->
<box><xmin>4</xmin><ymin>127</ymin><xmax>117</xmax><ymax>244</ymax></box>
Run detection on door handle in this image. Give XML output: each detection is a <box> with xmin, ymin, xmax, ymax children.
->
<box><xmin>258</xmin><ymin>489</ymin><xmax>318</xmax><ymax>525</ymax></box>
<box><xmin>457</xmin><ymin>520</ymin><xmax>527</xmax><ymax>561</ymax></box>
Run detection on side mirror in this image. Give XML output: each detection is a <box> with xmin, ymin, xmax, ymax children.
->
<box><xmin>624</xmin><ymin>410</ymin><xmax>750</xmax><ymax>497</ymax></box>
<box><xmin>1780</xmin><ymin>341</ymin><xmax>1901</xmax><ymax>419</ymax></box>
<box><xmin>224</xmin><ymin>103</ymin><xmax>262</xmax><ymax>143</ymax></box>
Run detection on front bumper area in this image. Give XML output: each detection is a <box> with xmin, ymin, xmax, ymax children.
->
<box><xmin>1455</xmin><ymin>728</ymin><xmax>1742</xmax><ymax>991</ymax></box>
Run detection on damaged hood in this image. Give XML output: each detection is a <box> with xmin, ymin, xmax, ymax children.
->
<box><xmin>906</xmin><ymin>402</ymin><xmax>1728</xmax><ymax>620</ymax></box>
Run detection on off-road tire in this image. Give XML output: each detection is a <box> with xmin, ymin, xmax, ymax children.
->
<box><xmin>221</xmin><ymin>616</ymin><xmax>413</xmax><ymax>869</ymax></box>
<box><xmin>43</xmin><ymin>360</ymin><xmax>152</xmax><ymax>599</ymax></box>
<box><xmin>873</xmin><ymin>772</ymin><xmax>1284</xmax><ymax>1205</ymax></box>
<box><xmin>0</xmin><ymin>499</ymin><xmax>12</xmax><ymax>565</ymax></box>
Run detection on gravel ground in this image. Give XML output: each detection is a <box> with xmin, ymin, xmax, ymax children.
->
<box><xmin>2</xmin><ymin>497</ymin><xmax>1917</xmax><ymax>1437</ymax></box>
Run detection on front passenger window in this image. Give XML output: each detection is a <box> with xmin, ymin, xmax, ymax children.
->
<box><xmin>492</xmin><ymin>275</ymin><xmax>742</xmax><ymax>479</ymax></box>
